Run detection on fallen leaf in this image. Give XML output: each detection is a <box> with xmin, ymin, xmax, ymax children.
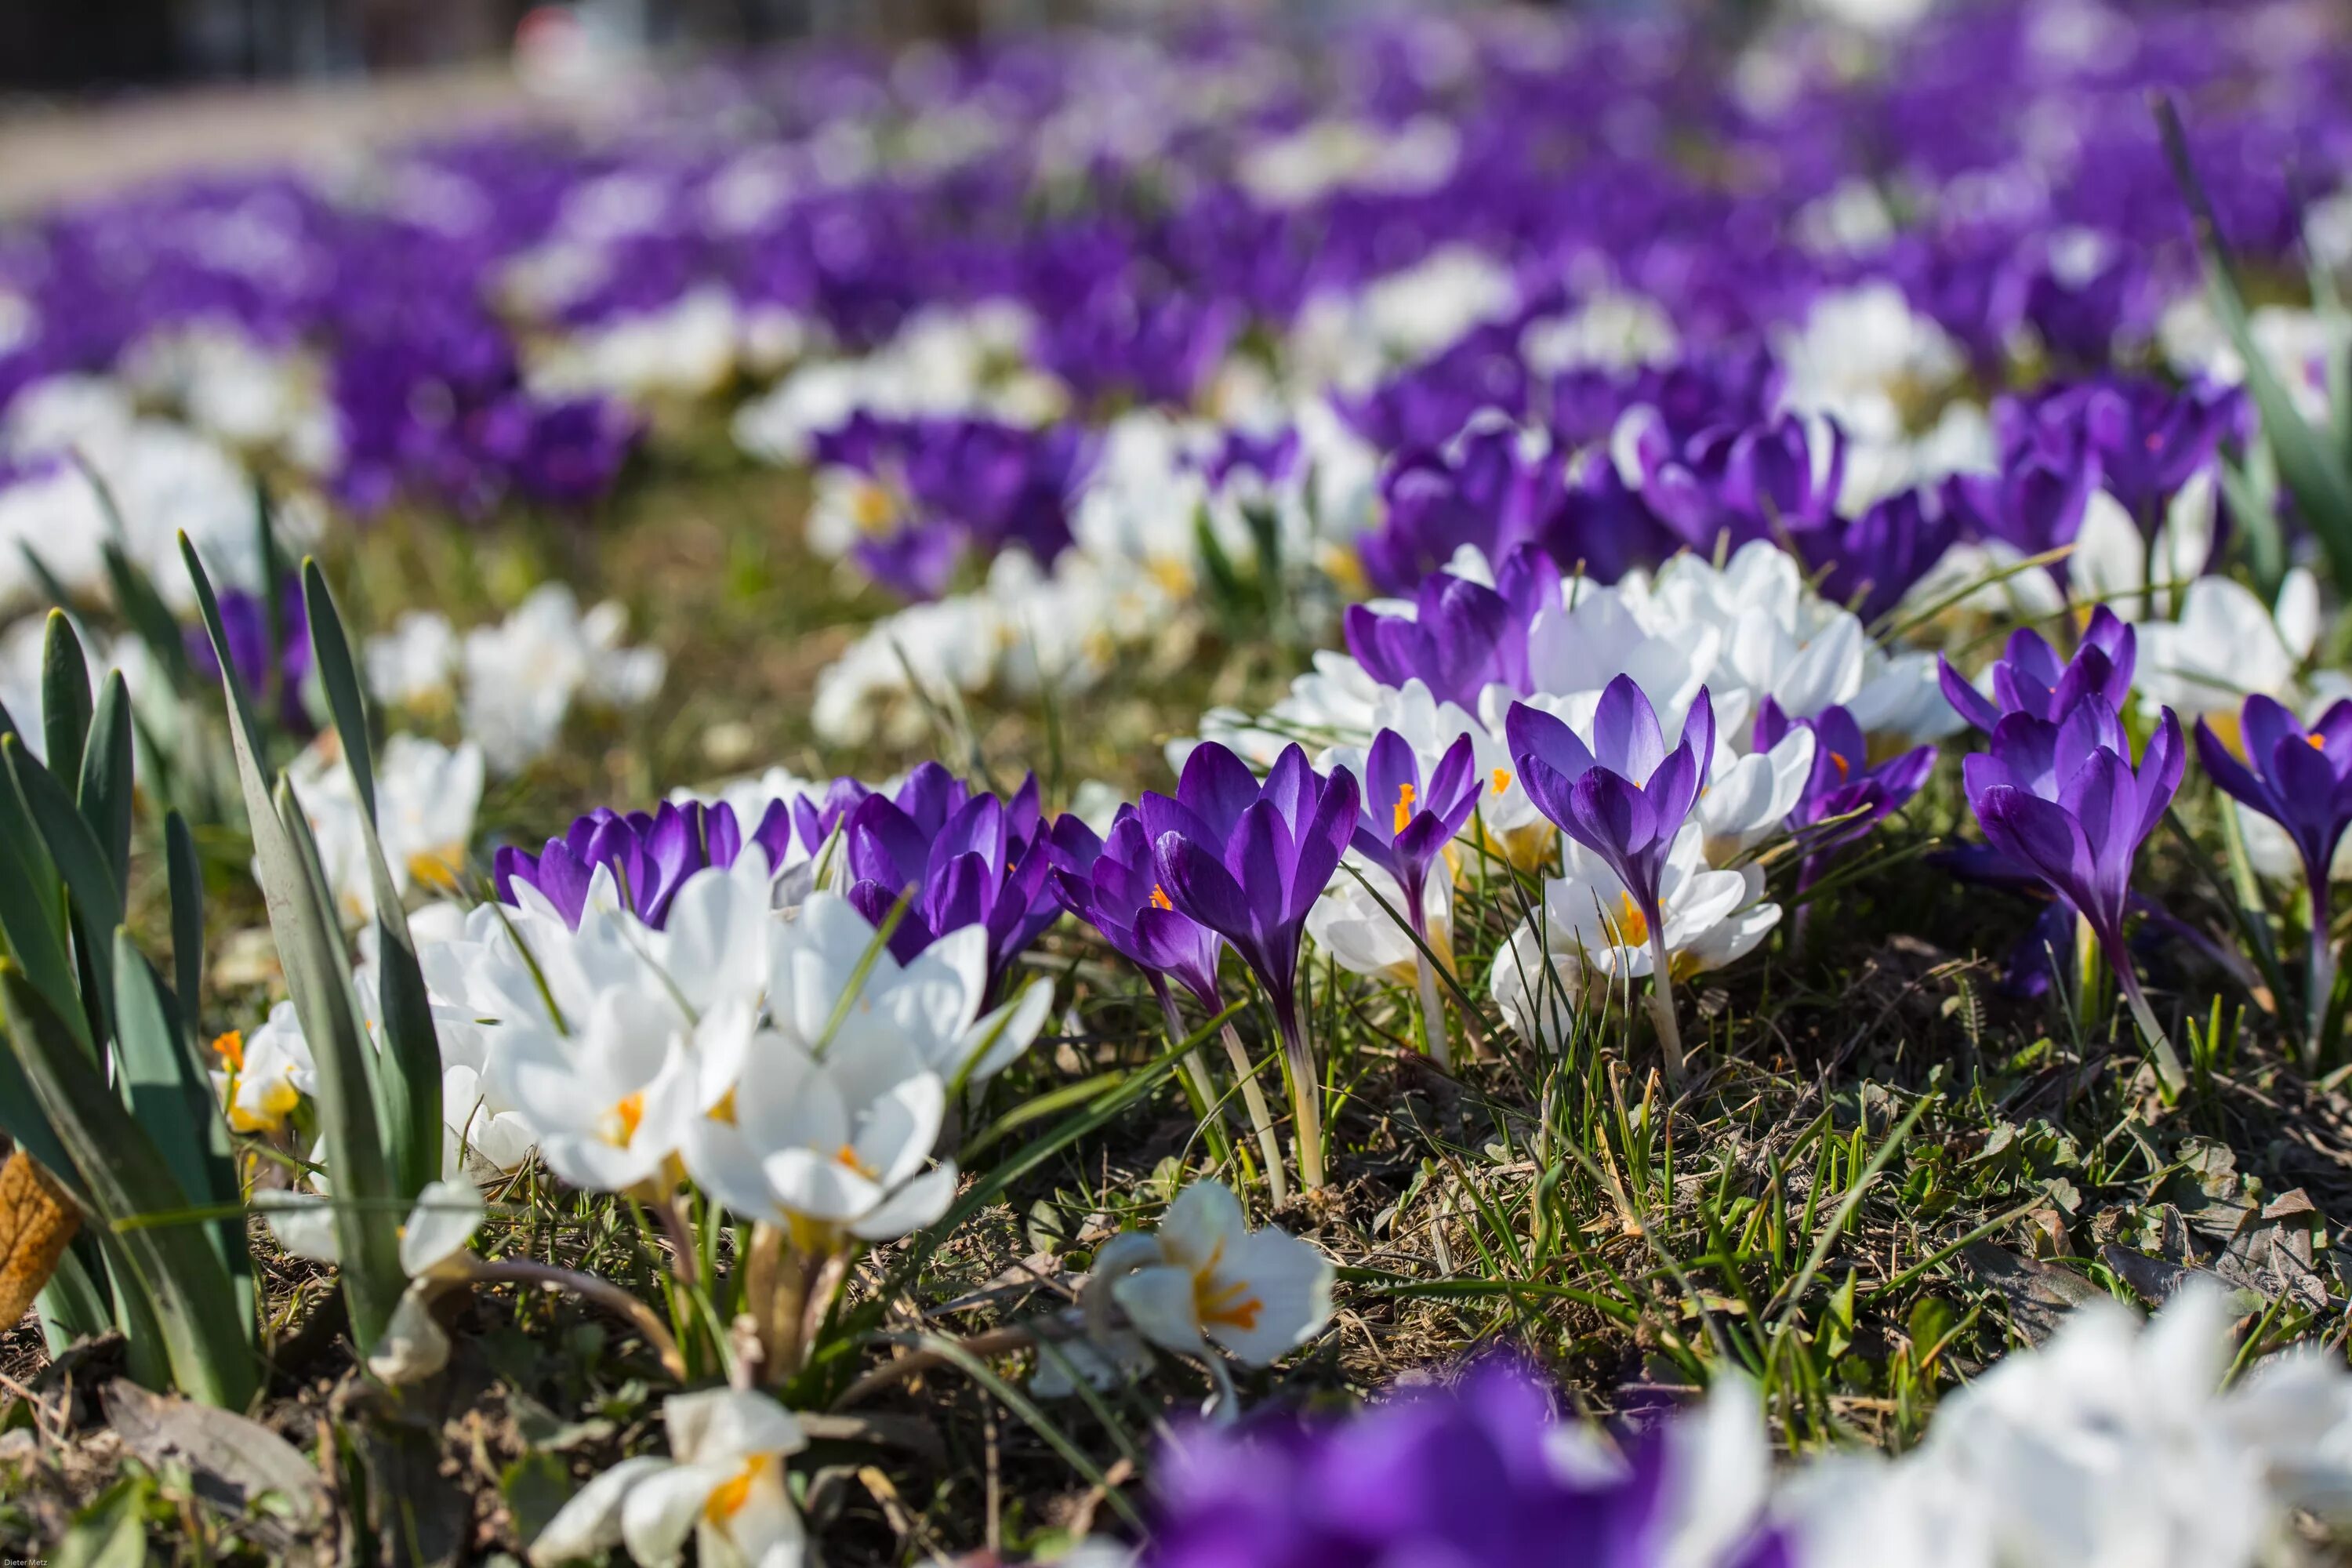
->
<box><xmin>104</xmin><ymin>1379</ymin><xmax>326</xmax><ymax>1537</ymax></box>
<box><xmin>1956</xmin><ymin>1243</ymin><xmax>2104</xmax><ymax>1342</ymax></box>
<box><xmin>0</xmin><ymin>1147</ymin><xmax>81</xmax><ymax>1329</ymax></box>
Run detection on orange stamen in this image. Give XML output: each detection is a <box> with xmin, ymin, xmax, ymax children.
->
<box><xmin>1490</xmin><ymin>768</ymin><xmax>1511</xmax><ymax>795</ymax></box>
<box><xmin>210</xmin><ymin>1030</ymin><xmax>245</xmax><ymax>1073</ymax></box>
<box><xmin>1150</xmin><ymin>884</ymin><xmax>1174</xmax><ymax>911</ymax></box>
<box><xmin>1392</xmin><ymin>782</ymin><xmax>1417</xmax><ymax>836</ymax></box>
<box><xmin>1195</xmin><ymin>1272</ymin><xmax>1264</xmax><ymax>1331</ymax></box>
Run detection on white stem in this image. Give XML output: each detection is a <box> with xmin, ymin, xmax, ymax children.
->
<box><xmin>1415</xmin><ymin>952</ymin><xmax>1454</xmax><ymax>1071</ymax></box>
<box><xmin>1219</xmin><ymin>1022</ymin><xmax>1290</xmax><ymax>1209</ymax></box>
<box><xmin>1646</xmin><ymin>927</ymin><xmax>1688</xmax><ymax>1091</ymax></box>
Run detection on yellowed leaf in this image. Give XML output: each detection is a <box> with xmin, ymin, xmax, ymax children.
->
<box><xmin>0</xmin><ymin>1145</ymin><xmax>81</xmax><ymax>1327</ymax></box>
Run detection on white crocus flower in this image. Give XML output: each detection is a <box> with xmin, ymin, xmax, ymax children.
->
<box><xmin>1863</xmin><ymin>1283</ymin><xmax>2352</xmax><ymax>1568</ymax></box>
<box><xmin>775</xmin><ymin>893</ymin><xmax>1050</xmax><ymax>1091</ymax></box>
<box><xmin>683</xmin><ymin>1026</ymin><xmax>956</xmax><ymax>1252</ymax></box>
<box><xmin>2135</xmin><ymin>566</ymin><xmax>2337</xmax><ymax>737</ymax></box>
<box><xmin>1697</xmin><ymin>727</ymin><xmax>1814</xmax><ymax>861</ymax></box>
<box><xmin>1490</xmin><ymin>825</ymin><xmax>1780</xmax><ymax>1051</ymax></box>
<box><xmin>209</xmin><ymin>1000</ymin><xmax>315</xmax><ymax>1134</ymax></box>
<box><xmin>369</xmin><ymin>1179</ymin><xmax>489</xmax><ymax>1383</ymax></box>
<box><xmin>284</xmin><ymin>732</ymin><xmax>484</xmax><ymax>927</ymax></box>
<box><xmin>2069</xmin><ymin>476</ymin><xmax>2219</xmax><ymax>623</ymax></box>
<box><xmin>1305</xmin><ymin>862</ymin><xmax>1453</xmax><ymax>984</ymax></box>
<box><xmin>1092</xmin><ymin>1181</ymin><xmax>1334</xmax><ymax>1405</ymax></box>
<box><xmin>441</xmin><ymin>1062</ymin><xmax>539</xmax><ymax>1180</ymax></box>
<box><xmin>1519</xmin><ymin>577</ymin><xmax>1721</xmax><ymax>738</ymax></box>
<box><xmin>365</xmin><ymin>610</ymin><xmax>460</xmax><ymax>713</ymax></box>
<box><xmin>490</xmin><ymin>992</ymin><xmax>748</xmax><ymax>1196</ymax></box>
<box><xmin>530</xmin><ymin>1388</ymin><xmax>809</xmax><ymax>1568</ymax></box>
<box><xmin>262</xmin><ymin>1179</ymin><xmax>485</xmax><ymax>1385</ymax></box>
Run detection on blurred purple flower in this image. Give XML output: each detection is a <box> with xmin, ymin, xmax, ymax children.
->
<box><xmin>184</xmin><ymin>582</ymin><xmax>312</xmax><ymax>738</ymax></box>
<box><xmin>1146</xmin><ymin>1359</ymin><xmax>1791</xmax><ymax>1568</ymax></box>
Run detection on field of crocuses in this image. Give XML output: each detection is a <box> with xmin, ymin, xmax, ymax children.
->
<box><xmin>11</xmin><ymin>0</ymin><xmax>2352</xmax><ymax>1562</ymax></box>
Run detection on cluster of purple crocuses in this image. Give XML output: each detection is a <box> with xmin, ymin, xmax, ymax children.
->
<box><xmin>1940</xmin><ymin>613</ymin><xmax>2190</xmax><ymax>1087</ymax></box>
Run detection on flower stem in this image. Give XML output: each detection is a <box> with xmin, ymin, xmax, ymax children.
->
<box><xmin>2310</xmin><ymin>882</ymin><xmax>2336</xmax><ymax>1075</ymax></box>
<box><xmin>1644</xmin><ymin>926</ymin><xmax>1688</xmax><ymax>1091</ymax></box>
<box><xmin>1276</xmin><ymin>1000</ymin><xmax>1327</xmax><ymax>1192</ymax></box>
<box><xmin>1154</xmin><ymin>980</ymin><xmax>1241</xmax><ymax>1179</ymax></box>
<box><xmin>1403</xmin><ymin>895</ymin><xmax>1453</xmax><ymax>1071</ymax></box>
<box><xmin>1219</xmin><ymin>1021</ymin><xmax>1289</xmax><ymax>1209</ymax></box>
<box><xmin>1414</xmin><ymin>953</ymin><xmax>1454</xmax><ymax>1072</ymax></box>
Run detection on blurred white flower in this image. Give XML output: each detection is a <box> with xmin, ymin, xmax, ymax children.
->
<box><xmin>530</xmin><ymin>1388</ymin><xmax>809</xmax><ymax>1568</ymax></box>
<box><xmin>1091</xmin><ymin>1180</ymin><xmax>1334</xmax><ymax>1375</ymax></box>
<box><xmin>285</xmin><ymin>732</ymin><xmax>484</xmax><ymax>927</ymax></box>
<box><xmin>460</xmin><ymin>586</ymin><xmax>666</xmax><ymax>775</ymax></box>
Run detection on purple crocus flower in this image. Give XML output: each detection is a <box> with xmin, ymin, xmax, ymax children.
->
<box><xmin>185</xmin><ymin>582</ymin><xmax>312</xmax><ymax>737</ymax></box>
<box><xmin>1624</xmin><ymin>411</ymin><xmax>1844</xmax><ymax>554</ymax></box>
<box><xmin>1963</xmin><ymin>695</ymin><xmax>2188</xmax><ymax>1090</ymax></box>
<box><xmin>1357</xmin><ymin>420</ymin><xmax>1566</xmax><ymax>597</ymax></box>
<box><xmin>1146</xmin><ymin>1359</ymin><xmax>1791</xmax><ymax>1568</ymax></box>
<box><xmin>1806</xmin><ymin>487</ymin><xmax>1961</xmax><ymax>626</ymax></box>
<box><xmin>2195</xmin><ymin>695</ymin><xmax>2352</xmax><ymax>1051</ymax></box>
<box><xmin>789</xmin><ymin>776</ymin><xmax>877</xmax><ymax>858</ymax></box>
<box><xmin>1937</xmin><ymin>608</ymin><xmax>2135</xmax><ymax>733</ymax></box>
<box><xmin>1342</xmin><ymin>547</ymin><xmax>1556</xmax><ymax>713</ymax></box>
<box><xmin>1755</xmin><ymin>698</ymin><xmax>1936</xmax><ymax>862</ymax></box>
<box><xmin>1053</xmin><ymin>804</ymin><xmax>1292</xmax><ymax>1200</ymax></box>
<box><xmin>1939</xmin><ymin>447</ymin><xmax>2101</xmax><ymax>573</ymax></box>
<box><xmin>1051</xmin><ymin>806</ymin><xmax>1225</xmax><ymax>1011</ymax></box>
<box><xmin>1145</xmin><ymin>742</ymin><xmax>1360</xmax><ymax>1191</ymax></box>
<box><xmin>2004</xmin><ymin>374</ymin><xmax>2243</xmax><ymax>523</ymax></box>
<box><xmin>1505</xmin><ymin>676</ymin><xmax>1715</xmax><ymax>1084</ymax></box>
<box><xmin>814</xmin><ymin>415</ymin><xmax>1094</xmax><ymax>601</ymax></box>
<box><xmin>495</xmin><ymin>799</ymin><xmax>792</xmax><ymax>931</ymax></box>
<box><xmin>1348</xmin><ymin>730</ymin><xmax>1481</xmax><ymax>946</ymax></box>
<box><xmin>839</xmin><ymin>764</ymin><xmax>1061</xmax><ymax>1000</ymax></box>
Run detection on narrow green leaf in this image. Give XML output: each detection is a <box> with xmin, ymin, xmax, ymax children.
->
<box><xmin>305</xmin><ymin>561</ymin><xmax>450</xmax><ymax>1193</ymax></box>
<box><xmin>112</xmin><ymin>931</ymin><xmax>247</xmax><ymax>1300</ymax></box>
<box><xmin>41</xmin><ymin>609</ymin><xmax>93</xmax><ymax>789</ymax></box>
<box><xmin>0</xmin><ymin>747</ymin><xmax>83</xmax><ymax>1056</ymax></box>
<box><xmin>78</xmin><ymin>673</ymin><xmax>135</xmax><ymax>899</ymax></box>
<box><xmin>183</xmin><ymin>535</ymin><xmax>405</xmax><ymax>1350</ymax></box>
<box><xmin>0</xmin><ymin>960</ymin><xmax>256</xmax><ymax>1409</ymax></box>
<box><xmin>4</xmin><ymin>734</ymin><xmax>122</xmax><ymax>1044</ymax></box>
<box><xmin>34</xmin><ymin>1238</ymin><xmax>112</xmax><ymax>1355</ymax></box>
<box><xmin>0</xmin><ymin>1044</ymin><xmax>79</xmax><ymax>1207</ymax></box>
<box><xmin>99</xmin><ymin>541</ymin><xmax>193</xmax><ymax>688</ymax></box>
<box><xmin>166</xmin><ymin>812</ymin><xmax>205</xmax><ymax>1053</ymax></box>
<box><xmin>303</xmin><ymin>560</ymin><xmax>376</xmax><ymax>815</ymax></box>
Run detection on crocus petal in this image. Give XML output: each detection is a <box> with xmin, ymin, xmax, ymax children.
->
<box><xmin>528</xmin><ymin>1457</ymin><xmax>670</xmax><ymax>1566</ymax></box>
<box><xmin>1155</xmin><ymin>833</ymin><xmax>1253</xmax><ymax>942</ymax></box>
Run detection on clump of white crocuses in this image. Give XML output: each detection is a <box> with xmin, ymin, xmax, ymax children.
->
<box><xmin>363</xmin><ymin>586</ymin><xmax>666</xmax><ymax>775</ymax></box>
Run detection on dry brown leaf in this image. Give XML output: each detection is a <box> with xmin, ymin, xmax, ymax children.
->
<box><xmin>0</xmin><ymin>1146</ymin><xmax>81</xmax><ymax>1329</ymax></box>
